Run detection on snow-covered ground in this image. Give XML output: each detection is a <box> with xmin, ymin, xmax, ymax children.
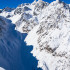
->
<box><xmin>25</xmin><ymin>0</ymin><xmax>70</xmax><ymax>70</ymax></box>
<box><xmin>0</xmin><ymin>16</ymin><xmax>42</xmax><ymax>70</ymax></box>
<box><xmin>0</xmin><ymin>67</ymin><xmax>5</xmax><ymax>70</ymax></box>
<box><xmin>0</xmin><ymin>0</ymin><xmax>70</xmax><ymax>70</ymax></box>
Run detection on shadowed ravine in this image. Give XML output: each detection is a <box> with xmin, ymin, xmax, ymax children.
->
<box><xmin>21</xmin><ymin>34</ymin><xmax>42</xmax><ymax>70</ymax></box>
<box><xmin>0</xmin><ymin>17</ymin><xmax>42</xmax><ymax>70</ymax></box>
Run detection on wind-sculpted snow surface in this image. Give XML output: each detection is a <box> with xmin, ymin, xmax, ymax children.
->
<box><xmin>0</xmin><ymin>16</ymin><xmax>42</xmax><ymax>70</ymax></box>
<box><xmin>1</xmin><ymin>0</ymin><xmax>70</xmax><ymax>70</ymax></box>
<box><xmin>25</xmin><ymin>0</ymin><xmax>70</xmax><ymax>70</ymax></box>
<box><xmin>0</xmin><ymin>16</ymin><xmax>25</xmax><ymax>70</ymax></box>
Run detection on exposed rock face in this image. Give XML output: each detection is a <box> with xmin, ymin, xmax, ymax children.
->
<box><xmin>1</xmin><ymin>0</ymin><xmax>70</xmax><ymax>70</ymax></box>
<box><xmin>14</xmin><ymin>6</ymin><xmax>31</xmax><ymax>15</ymax></box>
<box><xmin>25</xmin><ymin>1</ymin><xmax>70</xmax><ymax>70</ymax></box>
<box><xmin>33</xmin><ymin>0</ymin><xmax>49</xmax><ymax>15</ymax></box>
<box><xmin>14</xmin><ymin>1</ymin><xmax>49</xmax><ymax>33</ymax></box>
<box><xmin>2</xmin><ymin>7</ymin><xmax>14</xmax><ymax>12</ymax></box>
<box><xmin>36</xmin><ymin>1</ymin><xmax>70</xmax><ymax>52</ymax></box>
<box><xmin>15</xmin><ymin>13</ymin><xmax>38</xmax><ymax>33</ymax></box>
<box><xmin>56</xmin><ymin>0</ymin><xmax>61</xmax><ymax>2</ymax></box>
<box><xmin>0</xmin><ymin>9</ymin><xmax>2</xmax><ymax>13</ymax></box>
<box><xmin>0</xmin><ymin>0</ymin><xmax>49</xmax><ymax>33</ymax></box>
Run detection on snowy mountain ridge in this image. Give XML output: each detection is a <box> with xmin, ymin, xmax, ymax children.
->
<box><xmin>0</xmin><ymin>0</ymin><xmax>70</xmax><ymax>70</ymax></box>
<box><xmin>0</xmin><ymin>0</ymin><xmax>49</xmax><ymax>33</ymax></box>
<box><xmin>25</xmin><ymin>0</ymin><xmax>70</xmax><ymax>70</ymax></box>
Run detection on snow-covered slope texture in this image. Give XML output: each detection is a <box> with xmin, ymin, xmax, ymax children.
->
<box><xmin>0</xmin><ymin>0</ymin><xmax>49</xmax><ymax>33</ymax></box>
<box><xmin>0</xmin><ymin>16</ymin><xmax>42</xmax><ymax>70</ymax></box>
<box><xmin>15</xmin><ymin>0</ymin><xmax>49</xmax><ymax>33</ymax></box>
<box><xmin>0</xmin><ymin>67</ymin><xmax>5</xmax><ymax>70</ymax></box>
<box><xmin>0</xmin><ymin>16</ymin><xmax>24</xmax><ymax>70</ymax></box>
<box><xmin>25</xmin><ymin>0</ymin><xmax>70</xmax><ymax>70</ymax></box>
<box><xmin>2</xmin><ymin>7</ymin><xmax>14</xmax><ymax>12</ymax></box>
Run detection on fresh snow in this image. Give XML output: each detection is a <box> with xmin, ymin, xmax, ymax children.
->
<box><xmin>0</xmin><ymin>0</ymin><xmax>70</xmax><ymax>70</ymax></box>
<box><xmin>0</xmin><ymin>16</ymin><xmax>41</xmax><ymax>70</ymax></box>
<box><xmin>0</xmin><ymin>67</ymin><xmax>5</xmax><ymax>70</ymax></box>
<box><xmin>25</xmin><ymin>0</ymin><xmax>70</xmax><ymax>70</ymax></box>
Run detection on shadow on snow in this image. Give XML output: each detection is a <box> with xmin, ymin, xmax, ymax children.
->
<box><xmin>0</xmin><ymin>17</ymin><xmax>42</xmax><ymax>70</ymax></box>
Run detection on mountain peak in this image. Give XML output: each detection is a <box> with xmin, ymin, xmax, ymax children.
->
<box><xmin>34</xmin><ymin>0</ymin><xmax>36</xmax><ymax>2</ymax></box>
<box><xmin>34</xmin><ymin>0</ymin><xmax>42</xmax><ymax>2</ymax></box>
<box><xmin>38</xmin><ymin>0</ymin><xmax>42</xmax><ymax>1</ymax></box>
<box><xmin>0</xmin><ymin>0</ymin><xmax>70</xmax><ymax>70</ymax></box>
<box><xmin>2</xmin><ymin>7</ymin><xmax>14</xmax><ymax>12</ymax></box>
<box><xmin>56</xmin><ymin>0</ymin><xmax>61</xmax><ymax>2</ymax></box>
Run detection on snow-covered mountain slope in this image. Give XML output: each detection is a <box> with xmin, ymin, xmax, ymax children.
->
<box><xmin>1</xmin><ymin>0</ymin><xmax>70</xmax><ymax>70</ymax></box>
<box><xmin>14</xmin><ymin>0</ymin><xmax>49</xmax><ymax>33</ymax></box>
<box><xmin>0</xmin><ymin>67</ymin><xmax>5</xmax><ymax>70</ymax></box>
<box><xmin>0</xmin><ymin>0</ymin><xmax>49</xmax><ymax>33</ymax></box>
<box><xmin>0</xmin><ymin>16</ymin><xmax>42</xmax><ymax>70</ymax></box>
<box><xmin>2</xmin><ymin>7</ymin><xmax>14</xmax><ymax>12</ymax></box>
<box><xmin>0</xmin><ymin>16</ymin><xmax>25</xmax><ymax>70</ymax></box>
<box><xmin>25</xmin><ymin>0</ymin><xmax>70</xmax><ymax>70</ymax></box>
<box><xmin>0</xmin><ymin>9</ymin><xmax>2</xmax><ymax>13</ymax></box>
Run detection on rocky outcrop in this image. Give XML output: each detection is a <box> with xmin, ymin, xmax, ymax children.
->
<box><xmin>25</xmin><ymin>1</ymin><xmax>70</xmax><ymax>70</ymax></box>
